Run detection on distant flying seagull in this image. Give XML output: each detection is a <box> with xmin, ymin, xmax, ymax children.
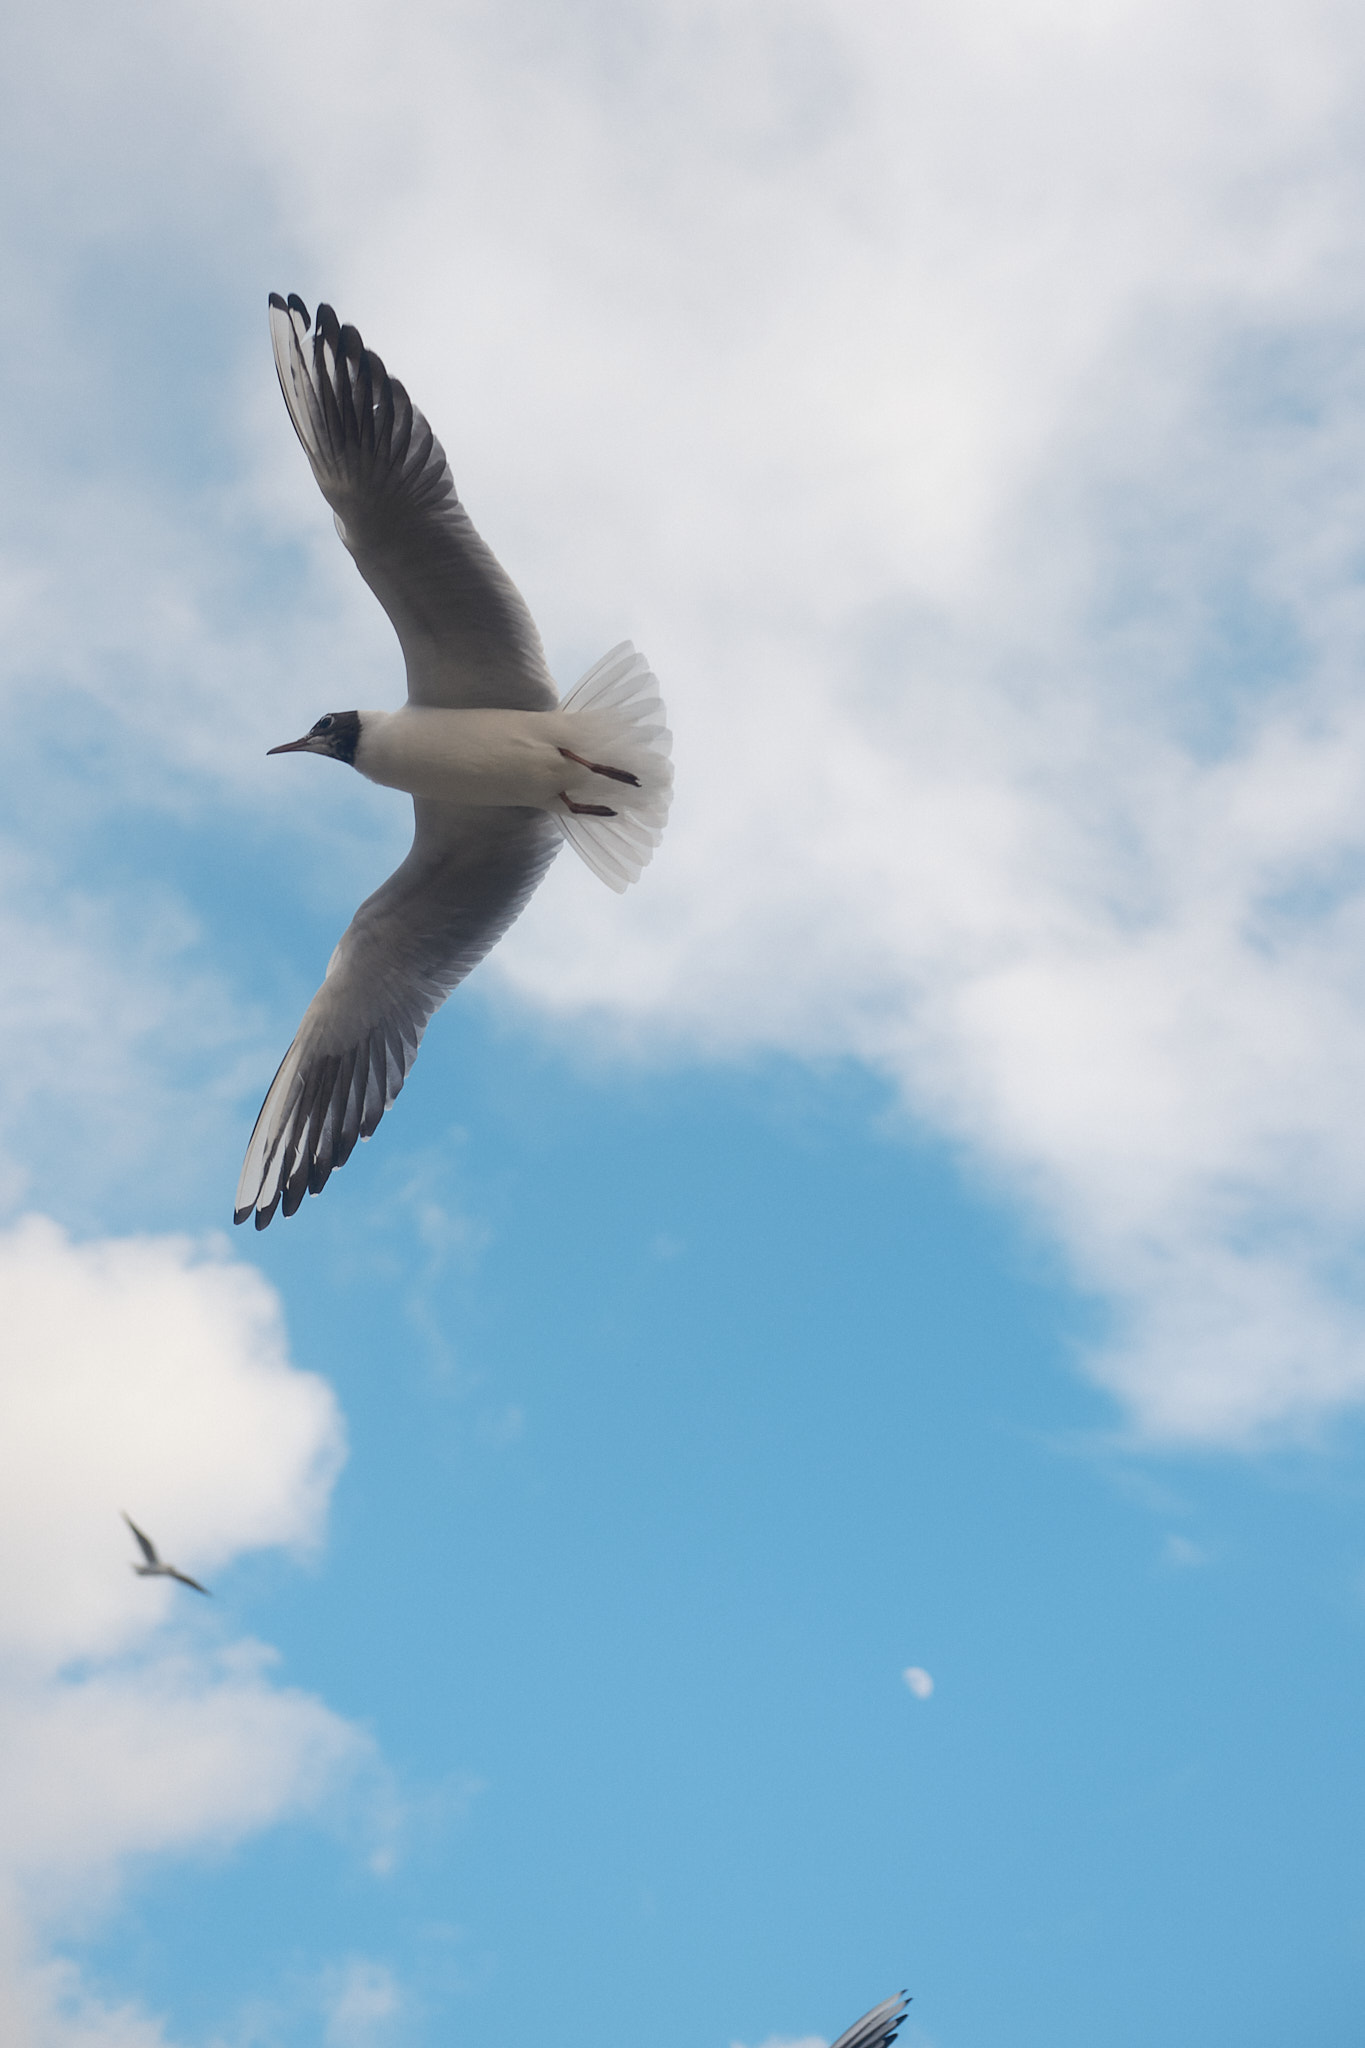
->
<box><xmin>830</xmin><ymin>1993</ymin><xmax>912</xmax><ymax>2048</ymax></box>
<box><xmin>122</xmin><ymin>1513</ymin><xmax>211</xmax><ymax>1595</ymax></box>
<box><xmin>235</xmin><ymin>294</ymin><xmax>673</xmax><ymax>1229</ymax></box>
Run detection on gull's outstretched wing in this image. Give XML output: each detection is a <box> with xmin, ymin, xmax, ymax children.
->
<box><xmin>827</xmin><ymin>1995</ymin><xmax>912</xmax><ymax>2048</ymax></box>
<box><xmin>167</xmin><ymin>1567</ymin><xmax>211</xmax><ymax>1596</ymax></box>
<box><xmin>122</xmin><ymin>1513</ymin><xmax>159</xmax><ymax>1568</ymax></box>
<box><xmin>236</xmin><ymin>800</ymin><xmax>561</xmax><ymax>1229</ymax></box>
<box><xmin>269</xmin><ymin>294</ymin><xmax>557</xmax><ymax>713</ymax></box>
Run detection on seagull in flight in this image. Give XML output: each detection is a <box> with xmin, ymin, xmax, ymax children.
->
<box><xmin>235</xmin><ymin>294</ymin><xmax>673</xmax><ymax>1229</ymax></box>
<box><xmin>122</xmin><ymin>1513</ymin><xmax>211</xmax><ymax>1595</ymax></box>
<box><xmin>829</xmin><ymin>1993</ymin><xmax>911</xmax><ymax>2048</ymax></box>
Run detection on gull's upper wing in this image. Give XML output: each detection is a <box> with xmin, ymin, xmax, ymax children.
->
<box><xmin>236</xmin><ymin>800</ymin><xmax>561</xmax><ymax>1229</ymax></box>
<box><xmin>269</xmin><ymin>293</ymin><xmax>558</xmax><ymax>713</ymax></box>
<box><xmin>827</xmin><ymin>1996</ymin><xmax>911</xmax><ymax>2048</ymax></box>
<box><xmin>122</xmin><ymin>1513</ymin><xmax>159</xmax><ymax>1568</ymax></box>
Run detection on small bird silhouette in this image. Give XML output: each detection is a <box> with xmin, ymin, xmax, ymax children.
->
<box><xmin>122</xmin><ymin>1513</ymin><xmax>211</xmax><ymax>1595</ymax></box>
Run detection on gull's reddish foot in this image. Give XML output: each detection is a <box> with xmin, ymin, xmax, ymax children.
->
<box><xmin>560</xmin><ymin>791</ymin><xmax>618</xmax><ymax>817</ymax></box>
<box><xmin>558</xmin><ymin>746</ymin><xmax>640</xmax><ymax>787</ymax></box>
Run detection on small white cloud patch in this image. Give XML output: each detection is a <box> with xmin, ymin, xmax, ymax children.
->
<box><xmin>323</xmin><ymin>1958</ymin><xmax>403</xmax><ymax>2048</ymax></box>
<box><xmin>902</xmin><ymin>1666</ymin><xmax>934</xmax><ymax>1699</ymax></box>
<box><xmin>732</xmin><ymin>2034</ymin><xmax>826</xmax><ymax>2048</ymax></box>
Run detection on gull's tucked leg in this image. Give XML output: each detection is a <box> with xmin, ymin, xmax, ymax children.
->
<box><xmin>558</xmin><ymin>746</ymin><xmax>640</xmax><ymax>787</ymax></box>
<box><xmin>560</xmin><ymin>791</ymin><xmax>618</xmax><ymax>817</ymax></box>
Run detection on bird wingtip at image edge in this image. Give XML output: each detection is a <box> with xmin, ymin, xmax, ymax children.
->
<box><xmin>826</xmin><ymin>1991</ymin><xmax>913</xmax><ymax>2048</ymax></box>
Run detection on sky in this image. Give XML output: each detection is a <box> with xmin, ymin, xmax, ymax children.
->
<box><xmin>5</xmin><ymin>0</ymin><xmax>1365</xmax><ymax>2040</ymax></box>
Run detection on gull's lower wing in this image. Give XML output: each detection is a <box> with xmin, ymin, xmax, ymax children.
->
<box><xmin>268</xmin><ymin>293</ymin><xmax>557</xmax><ymax>713</ymax></box>
<box><xmin>169</xmin><ymin>1569</ymin><xmax>211</xmax><ymax>1596</ymax></box>
<box><xmin>236</xmin><ymin>799</ymin><xmax>561</xmax><ymax>1229</ymax></box>
<box><xmin>827</xmin><ymin>1995</ymin><xmax>911</xmax><ymax>2048</ymax></box>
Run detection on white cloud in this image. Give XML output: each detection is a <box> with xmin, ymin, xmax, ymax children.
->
<box><xmin>732</xmin><ymin>2033</ymin><xmax>825</xmax><ymax>2048</ymax></box>
<box><xmin>0</xmin><ymin>1929</ymin><xmax>175</xmax><ymax>2048</ymax></box>
<box><xmin>0</xmin><ymin>865</ymin><xmax>269</xmax><ymax>1234</ymax></box>
<box><xmin>10</xmin><ymin>0</ymin><xmax>1365</xmax><ymax>1442</ymax></box>
<box><xmin>0</xmin><ymin>1215</ymin><xmax>343</xmax><ymax>1669</ymax></box>
<box><xmin>322</xmin><ymin>1959</ymin><xmax>405</xmax><ymax>2048</ymax></box>
<box><xmin>0</xmin><ymin>1215</ymin><xmax>363</xmax><ymax>2045</ymax></box>
<box><xmin>902</xmin><ymin>1667</ymin><xmax>935</xmax><ymax>1699</ymax></box>
<box><xmin>204</xmin><ymin>0</ymin><xmax>1365</xmax><ymax>1445</ymax></box>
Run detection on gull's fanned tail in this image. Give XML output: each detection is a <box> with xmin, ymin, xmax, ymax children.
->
<box><xmin>555</xmin><ymin>642</ymin><xmax>673</xmax><ymax>891</ymax></box>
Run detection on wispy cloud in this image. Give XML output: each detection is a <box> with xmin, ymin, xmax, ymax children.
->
<box><xmin>322</xmin><ymin>1958</ymin><xmax>405</xmax><ymax>2048</ymax></box>
<box><xmin>732</xmin><ymin>2033</ymin><xmax>826</xmax><ymax>2048</ymax></box>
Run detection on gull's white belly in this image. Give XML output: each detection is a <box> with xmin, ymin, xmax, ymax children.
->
<box><xmin>355</xmin><ymin>707</ymin><xmax>578</xmax><ymax>807</ymax></box>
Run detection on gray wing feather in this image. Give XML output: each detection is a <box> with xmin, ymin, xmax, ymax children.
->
<box><xmin>236</xmin><ymin>800</ymin><xmax>560</xmax><ymax>1228</ymax></box>
<box><xmin>122</xmin><ymin>1513</ymin><xmax>159</xmax><ymax>1567</ymax></box>
<box><xmin>268</xmin><ymin>293</ymin><xmax>558</xmax><ymax>713</ymax></box>
<box><xmin>827</xmin><ymin>1996</ymin><xmax>911</xmax><ymax>2048</ymax></box>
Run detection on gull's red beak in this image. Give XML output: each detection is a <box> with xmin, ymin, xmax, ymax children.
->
<box><xmin>267</xmin><ymin>734</ymin><xmax>314</xmax><ymax>755</ymax></box>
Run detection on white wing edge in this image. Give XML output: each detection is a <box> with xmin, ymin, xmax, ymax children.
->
<box><xmin>268</xmin><ymin>294</ymin><xmax>327</xmax><ymax>467</ymax></box>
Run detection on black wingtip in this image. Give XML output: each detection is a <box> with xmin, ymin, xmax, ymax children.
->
<box><xmin>287</xmin><ymin>292</ymin><xmax>312</xmax><ymax>327</ymax></box>
<box><xmin>315</xmin><ymin>302</ymin><xmax>342</xmax><ymax>353</ymax></box>
<box><xmin>268</xmin><ymin>290</ymin><xmax>288</xmax><ymax>311</ymax></box>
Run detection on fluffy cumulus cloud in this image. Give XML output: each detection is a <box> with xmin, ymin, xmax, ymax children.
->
<box><xmin>8</xmin><ymin>0</ymin><xmax>1365</xmax><ymax>1442</ymax></box>
<box><xmin>0</xmin><ymin>1216</ymin><xmax>359</xmax><ymax>2046</ymax></box>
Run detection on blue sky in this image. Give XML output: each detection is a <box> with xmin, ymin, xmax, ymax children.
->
<box><xmin>7</xmin><ymin>1</ymin><xmax>1365</xmax><ymax>2044</ymax></box>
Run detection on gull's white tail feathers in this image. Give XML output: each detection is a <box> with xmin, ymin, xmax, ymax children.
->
<box><xmin>556</xmin><ymin>643</ymin><xmax>673</xmax><ymax>891</ymax></box>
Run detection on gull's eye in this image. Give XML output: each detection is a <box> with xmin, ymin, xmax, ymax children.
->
<box><xmin>312</xmin><ymin>714</ymin><xmax>336</xmax><ymax>735</ymax></box>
